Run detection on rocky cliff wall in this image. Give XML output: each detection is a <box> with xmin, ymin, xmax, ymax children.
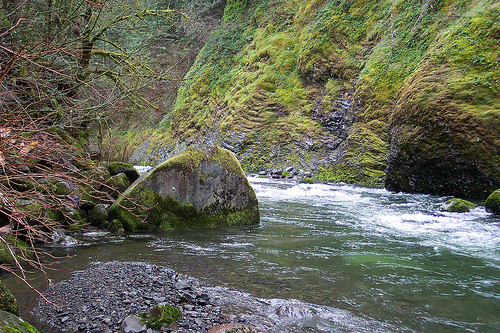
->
<box><xmin>132</xmin><ymin>0</ymin><xmax>500</xmax><ymax>198</ymax></box>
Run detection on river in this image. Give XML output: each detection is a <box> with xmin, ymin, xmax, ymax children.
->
<box><xmin>4</xmin><ymin>176</ymin><xmax>500</xmax><ymax>332</ymax></box>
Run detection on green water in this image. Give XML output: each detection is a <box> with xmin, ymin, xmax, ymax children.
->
<box><xmin>4</xmin><ymin>177</ymin><xmax>500</xmax><ymax>332</ymax></box>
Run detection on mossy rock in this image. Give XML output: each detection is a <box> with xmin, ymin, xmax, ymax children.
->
<box><xmin>107</xmin><ymin>162</ymin><xmax>140</xmax><ymax>182</ymax></box>
<box><xmin>0</xmin><ymin>310</ymin><xmax>39</xmax><ymax>333</ymax></box>
<box><xmin>139</xmin><ymin>304</ymin><xmax>181</xmax><ymax>330</ymax></box>
<box><xmin>87</xmin><ymin>204</ymin><xmax>110</xmax><ymax>226</ymax></box>
<box><xmin>0</xmin><ymin>235</ymin><xmax>30</xmax><ymax>266</ymax></box>
<box><xmin>109</xmin><ymin>146</ymin><xmax>259</xmax><ymax>231</ymax></box>
<box><xmin>0</xmin><ymin>282</ymin><xmax>19</xmax><ymax>316</ymax></box>
<box><xmin>485</xmin><ymin>189</ymin><xmax>500</xmax><ymax>214</ymax></box>
<box><xmin>104</xmin><ymin>173</ymin><xmax>131</xmax><ymax>199</ymax></box>
<box><xmin>107</xmin><ymin>219</ymin><xmax>124</xmax><ymax>233</ymax></box>
<box><xmin>299</xmin><ymin>177</ymin><xmax>314</xmax><ymax>184</ymax></box>
<box><xmin>439</xmin><ymin>198</ymin><xmax>478</xmax><ymax>213</ymax></box>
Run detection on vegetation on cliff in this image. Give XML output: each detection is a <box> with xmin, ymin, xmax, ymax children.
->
<box><xmin>138</xmin><ymin>0</ymin><xmax>499</xmax><ymax>197</ymax></box>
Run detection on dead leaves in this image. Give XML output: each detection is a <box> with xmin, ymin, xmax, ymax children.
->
<box><xmin>0</xmin><ymin>127</ymin><xmax>39</xmax><ymax>164</ymax></box>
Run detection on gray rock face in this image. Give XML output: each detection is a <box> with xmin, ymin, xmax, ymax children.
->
<box><xmin>109</xmin><ymin>146</ymin><xmax>259</xmax><ymax>231</ymax></box>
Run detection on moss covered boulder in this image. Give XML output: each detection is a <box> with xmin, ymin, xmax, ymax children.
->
<box><xmin>439</xmin><ymin>198</ymin><xmax>477</xmax><ymax>213</ymax></box>
<box><xmin>0</xmin><ymin>310</ymin><xmax>39</xmax><ymax>333</ymax></box>
<box><xmin>109</xmin><ymin>146</ymin><xmax>259</xmax><ymax>231</ymax></box>
<box><xmin>0</xmin><ymin>281</ymin><xmax>19</xmax><ymax>316</ymax></box>
<box><xmin>107</xmin><ymin>162</ymin><xmax>140</xmax><ymax>183</ymax></box>
<box><xmin>485</xmin><ymin>189</ymin><xmax>500</xmax><ymax>214</ymax></box>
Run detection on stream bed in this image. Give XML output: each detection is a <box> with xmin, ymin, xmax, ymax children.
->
<box><xmin>4</xmin><ymin>177</ymin><xmax>500</xmax><ymax>332</ymax></box>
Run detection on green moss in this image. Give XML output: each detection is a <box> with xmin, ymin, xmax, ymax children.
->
<box><xmin>299</xmin><ymin>177</ymin><xmax>314</xmax><ymax>184</ymax></box>
<box><xmin>0</xmin><ymin>281</ymin><xmax>20</xmax><ymax>316</ymax></box>
<box><xmin>154</xmin><ymin>146</ymin><xmax>244</xmax><ymax>177</ymax></box>
<box><xmin>0</xmin><ymin>311</ymin><xmax>39</xmax><ymax>333</ymax></box>
<box><xmin>139</xmin><ymin>304</ymin><xmax>181</xmax><ymax>330</ymax></box>
<box><xmin>107</xmin><ymin>219</ymin><xmax>124</xmax><ymax>233</ymax></box>
<box><xmin>440</xmin><ymin>198</ymin><xmax>478</xmax><ymax>213</ymax></box>
<box><xmin>110</xmin><ymin>182</ymin><xmax>259</xmax><ymax>231</ymax></box>
<box><xmin>0</xmin><ymin>235</ymin><xmax>30</xmax><ymax>266</ymax></box>
<box><xmin>485</xmin><ymin>189</ymin><xmax>500</xmax><ymax>214</ymax></box>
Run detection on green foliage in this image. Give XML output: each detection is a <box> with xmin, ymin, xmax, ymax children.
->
<box><xmin>159</xmin><ymin>0</ymin><xmax>499</xmax><ymax>190</ymax></box>
<box><xmin>299</xmin><ymin>177</ymin><xmax>314</xmax><ymax>184</ymax></box>
<box><xmin>139</xmin><ymin>304</ymin><xmax>181</xmax><ymax>330</ymax></box>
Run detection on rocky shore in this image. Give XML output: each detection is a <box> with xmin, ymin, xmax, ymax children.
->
<box><xmin>33</xmin><ymin>261</ymin><xmax>397</xmax><ymax>333</ymax></box>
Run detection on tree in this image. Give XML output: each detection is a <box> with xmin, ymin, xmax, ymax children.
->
<box><xmin>0</xmin><ymin>0</ymin><xmax>184</xmax><ymax>297</ymax></box>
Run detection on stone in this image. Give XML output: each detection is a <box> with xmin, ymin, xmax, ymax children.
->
<box><xmin>87</xmin><ymin>204</ymin><xmax>110</xmax><ymax>226</ymax></box>
<box><xmin>485</xmin><ymin>189</ymin><xmax>500</xmax><ymax>214</ymax></box>
<box><xmin>207</xmin><ymin>323</ymin><xmax>266</xmax><ymax>333</ymax></box>
<box><xmin>0</xmin><ymin>281</ymin><xmax>19</xmax><ymax>316</ymax></box>
<box><xmin>109</xmin><ymin>146</ymin><xmax>260</xmax><ymax>231</ymax></box>
<box><xmin>105</xmin><ymin>173</ymin><xmax>131</xmax><ymax>198</ymax></box>
<box><xmin>439</xmin><ymin>198</ymin><xmax>477</xmax><ymax>213</ymax></box>
<box><xmin>107</xmin><ymin>219</ymin><xmax>124</xmax><ymax>233</ymax></box>
<box><xmin>0</xmin><ymin>310</ymin><xmax>39</xmax><ymax>333</ymax></box>
<box><xmin>121</xmin><ymin>315</ymin><xmax>146</xmax><ymax>333</ymax></box>
<box><xmin>108</xmin><ymin>162</ymin><xmax>140</xmax><ymax>183</ymax></box>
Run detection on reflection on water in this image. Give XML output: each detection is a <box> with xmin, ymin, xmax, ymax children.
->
<box><xmin>3</xmin><ymin>177</ymin><xmax>500</xmax><ymax>332</ymax></box>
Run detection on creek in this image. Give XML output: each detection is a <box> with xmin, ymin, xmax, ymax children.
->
<box><xmin>4</xmin><ymin>177</ymin><xmax>500</xmax><ymax>332</ymax></box>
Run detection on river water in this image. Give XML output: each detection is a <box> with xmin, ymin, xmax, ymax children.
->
<box><xmin>4</xmin><ymin>177</ymin><xmax>500</xmax><ymax>332</ymax></box>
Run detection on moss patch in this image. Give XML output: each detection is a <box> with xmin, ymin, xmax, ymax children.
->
<box><xmin>139</xmin><ymin>304</ymin><xmax>181</xmax><ymax>330</ymax></box>
<box><xmin>0</xmin><ymin>282</ymin><xmax>20</xmax><ymax>316</ymax></box>
<box><xmin>0</xmin><ymin>310</ymin><xmax>39</xmax><ymax>333</ymax></box>
<box><xmin>440</xmin><ymin>198</ymin><xmax>478</xmax><ymax>213</ymax></box>
<box><xmin>485</xmin><ymin>189</ymin><xmax>500</xmax><ymax>214</ymax></box>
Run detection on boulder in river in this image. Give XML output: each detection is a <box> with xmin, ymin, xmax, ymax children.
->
<box><xmin>109</xmin><ymin>146</ymin><xmax>260</xmax><ymax>231</ymax></box>
<box><xmin>485</xmin><ymin>189</ymin><xmax>500</xmax><ymax>214</ymax></box>
<box><xmin>439</xmin><ymin>198</ymin><xmax>477</xmax><ymax>213</ymax></box>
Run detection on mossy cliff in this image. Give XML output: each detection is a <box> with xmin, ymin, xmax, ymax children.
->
<box><xmin>110</xmin><ymin>146</ymin><xmax>259</xmax><ymax>231</ymax></box>
<box><xmin>131</xmin><ymin>0</ymin><xmax>500</xmax><ymax>198</ymax></box>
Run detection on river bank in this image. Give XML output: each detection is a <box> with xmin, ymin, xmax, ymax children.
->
<box><xmin>32</xmin><ymin>261</ymin><xmax>397</xmax><ymax>333</ymax></box>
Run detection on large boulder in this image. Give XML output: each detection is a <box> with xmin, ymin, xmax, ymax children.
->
<box><xmin>109</xmin><ymin>146</ymin><xmax>259</xmax><ymax>231</ymax></box>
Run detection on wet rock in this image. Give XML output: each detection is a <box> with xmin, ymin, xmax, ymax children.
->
<box><xmin>33</xmin><ymin>261</ymin><xmax>399</xmax><ymax>333</ymax></box>
<box><xmin>108</xmin><ymin>162</ymin><xmax>140</xmax><ymax>183</ymax></box>
<box><xmin>485</xmin><ymin>189</ymin><xmax>500</xmax><ymax>214</ymax></box>
<box><xmin>439</xmin><ymin>198</ymin><xmax>477</xmax><ymax>213</ymax></box>
<box><xmin>121</xmin><ymin>314</ymin><xmax>146</xmax><ymax>333</ymax></box>
<box><xmin>208</xmin><ymin>323</ymin><xmax>265</xmax><ymax>333</ymax></box>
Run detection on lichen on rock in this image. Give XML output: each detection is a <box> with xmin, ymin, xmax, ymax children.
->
<box><xmin>109</xmin><ymin>146</ymin><xmax>259</xmax><ymax>231</ymax></box>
